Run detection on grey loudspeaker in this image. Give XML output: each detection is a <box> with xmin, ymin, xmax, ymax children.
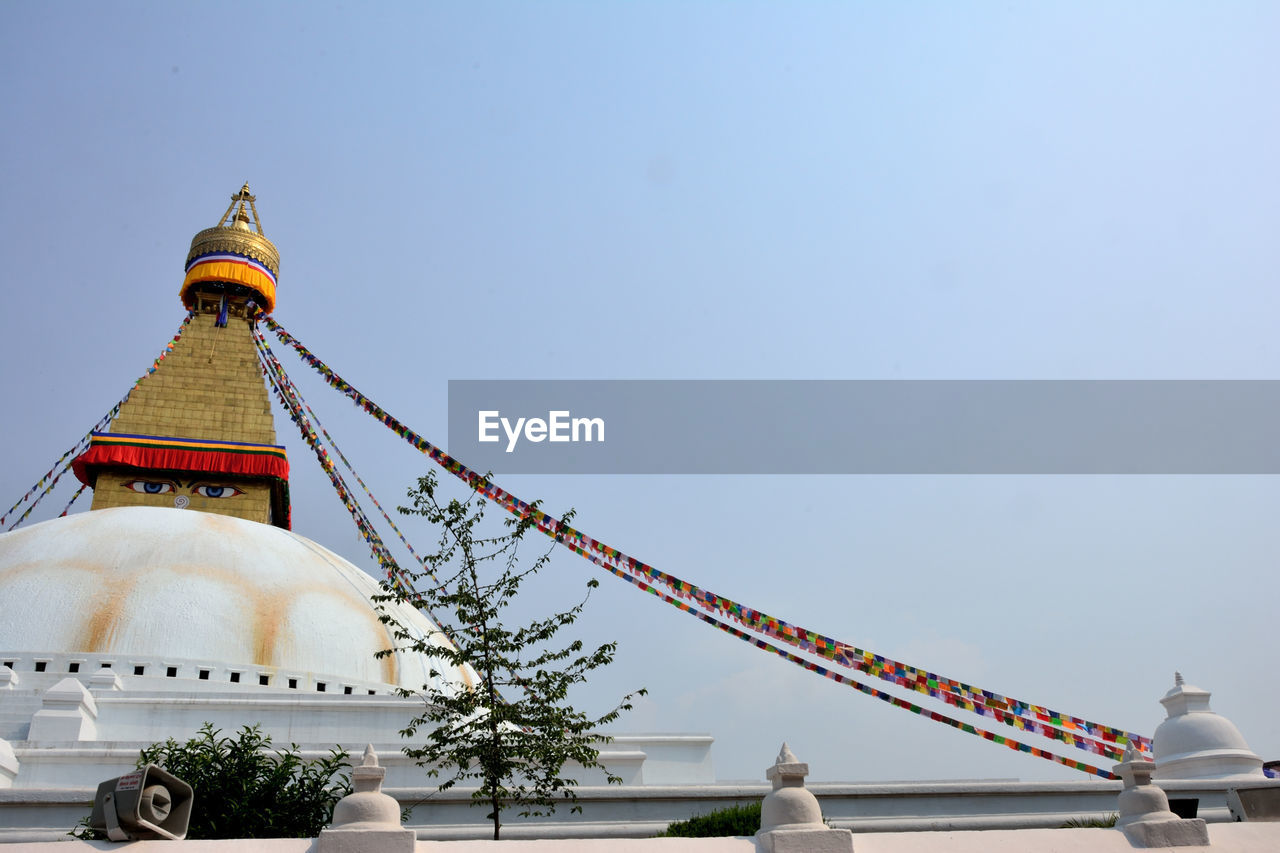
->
<box><xmin>88</xmin><ymin>764</ymin><xmax>194</xmax><ymax>841</ymax></box>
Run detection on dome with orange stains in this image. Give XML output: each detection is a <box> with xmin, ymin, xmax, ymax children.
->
<box><xmin>0</xmin><ymin>506</ymin><xmax>475</xmax><ymax>695</ymax></box>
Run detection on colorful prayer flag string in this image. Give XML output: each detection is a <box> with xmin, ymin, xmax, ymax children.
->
<box><xmin>261</xmin><ymin>314</ymin><xmax>1149</xmax><ymax>768</ymax></box>
<box><xmin>57</xmin><ymin>484</ymin><xmax>88</xmax><ymax>517</ymax></box>
<box><xmin>1</xmin><ymin>404</ymin><xmax>120</xmax><ymax>527</ymax></box>
<box><xmin>595</xmin><ymin>551</ymin><xmax>1119</xmax><ymax>779</ymax></box>
<box><xmin>251</xmin><ymin>323</ymin><xmax>445</xmax><ymax>593</ymax></box>
<box><xmin>255</xmin><ymin>329</ymin><xmax>392</xmax><ymax>567</ymax></box>
<box><xmin>252</xmin><ymin>327</ymin><xmax>459</xmax><ymax>646</ymax></box>
<box><xmin>131</xmin><ymin>312</ymin><xmax>194</xmax><ymax>390</ymax></box>
<box><xmin>2</xmin><ymin>313</ymin><xmax>195</xmax><ymax>530</ymax></box>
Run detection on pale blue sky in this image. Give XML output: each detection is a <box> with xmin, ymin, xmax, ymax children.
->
<box><xmin>2</xmin><ymin>2</ymin><xmax>1277</xmax><ymax>782</ymax></box>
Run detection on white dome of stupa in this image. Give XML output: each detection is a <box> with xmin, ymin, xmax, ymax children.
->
<box><xmin>0</xmin><ymin>506</ymin><xmax>474</xmax><ymax>695</ymax></box>
<box><xmin>1152</xmin><ymin>672</ymin><xmax>1263</xmax><ymax>780</ymax></box>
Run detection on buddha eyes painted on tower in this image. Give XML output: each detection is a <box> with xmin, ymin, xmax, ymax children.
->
<box><xmin>92</xmin><ymin>468</ymin><xmax>273</xmax><ymax>522</ymax></box>
<box><xmin>122</xmin><ymin>479</ymin><xmax>245</xmax><ymax>499</ymax></box>
<box><xmin>192</xmin><ymin>483</ymin><xmax>244</xmax><ymax>498</ymax></box>
<box><xmin>124</xmin><ymin>479</ymin><xmax>175</xmax><ymax>495</ymax></box>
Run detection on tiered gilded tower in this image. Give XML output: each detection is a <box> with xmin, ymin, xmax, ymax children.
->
<box><xmin>72</xmin><ymin>184</ymin><xmax>289</xmax><ymax>526</ymax></box>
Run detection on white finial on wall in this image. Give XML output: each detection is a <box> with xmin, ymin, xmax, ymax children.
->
<box><xmin>757</xmin><ymin>743</ymin><xmax>852</xmax><ymax>853</ymax></box>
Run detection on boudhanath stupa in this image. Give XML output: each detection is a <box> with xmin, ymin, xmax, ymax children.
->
<box><xmin>2</xmin><ymin>185</ymin><xmax>477</xmax><ymax>698</ymax></box>
<box><xmin>0</xmin><ymin>186</ymin><xmax>712</xmax><ymax>841</ymax></box>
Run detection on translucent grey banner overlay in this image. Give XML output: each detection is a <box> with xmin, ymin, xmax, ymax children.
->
<box><xmin>446</xmin><ymin>381</ymin><xmax>1280</xmax><ymax>474</ymax></box>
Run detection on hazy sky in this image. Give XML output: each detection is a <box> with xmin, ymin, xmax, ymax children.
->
<box><xmin>2</xmin><ymin>2</ymin><xmax>1277</xmax><ymax>783</ymax></box>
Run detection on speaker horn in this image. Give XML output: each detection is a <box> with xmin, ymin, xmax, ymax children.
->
<box><xmin>89</xmin><ymin>764</ymin><xmax>194</xmax><ymax>841</ymax></box>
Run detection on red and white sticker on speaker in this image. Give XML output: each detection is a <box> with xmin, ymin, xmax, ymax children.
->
<box><xmin>115</xmin><ymin>771</ymin><xmax>144</xmax><ymax>792</ymax></box>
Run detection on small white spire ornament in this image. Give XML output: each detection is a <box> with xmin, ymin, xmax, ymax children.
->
<box><xmin>1154</xmin><ymin>671</ymin><xmax>1264</xmax><ymax>780</ymax></box>
<box><xmin>756</xmin><ymin>742</ymin><xmax>852</xmax><ymax>853</ymax></box>
<box><xmin>1114</xmin><ymin>730</ymin><xmax>1209</xmax><ymax>848</ymax></box>
<box><xmin>317</xmin><ymin>745</ymin><xmax>415</xmax><ymax>853</ymax></box>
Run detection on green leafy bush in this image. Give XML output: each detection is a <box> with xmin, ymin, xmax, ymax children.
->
<box><xmin>660</xmin><ymin>802</ymin><xmax>762</xmax><ymax>837</ymax></box>
<box><xmin>73</xmin><ymin>723</ymin><xmax>351</xmax><ymax>839</ymax></box>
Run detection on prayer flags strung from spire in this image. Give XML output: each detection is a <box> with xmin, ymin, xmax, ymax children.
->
<box><xmin>251</xmin><ymin>324</ymin><xmax>456</xmax><ymax>643</ymax></box>
<box><xmin>259</xmin><ymin>312</ymin><xmax>1148</xmax><ymax>776</ymax></box>
<box><xmin>57</xmin><ymin>484</ymin><xmax>88</xmax><ymax>517</ymax></box>
<box><xmin>3</xmin><ymin>314</ymin><xmax>195</xmax><ymax>531</ymax></box>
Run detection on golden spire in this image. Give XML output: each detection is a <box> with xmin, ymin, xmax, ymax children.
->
<box><xmin>76</xmin><ymin>184</ymin><xmax>289</xmax><ymax>527</ymax></box>
<box><xmin>180</xmin><ymin>182</ymin><xmax>281</xmax><ymax>313</ymax></box>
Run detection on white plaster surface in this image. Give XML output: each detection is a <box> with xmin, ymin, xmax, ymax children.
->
<box><xmin>758</xmin><ymin>827</ymin><xmax>853</xmax><ymax>853</ymax></box>
<box><xmin>2</xmin><ymin>823</ymin><xmax>1280</xmax><ymax>852</ymax></box>
<box><xmin>27</xmin><ymin>678</ymin><xmax>96</xmax><ymax>742</ymax></box>
<box><xmin>11</xmin><ymin>776</ymin><xmax>1280</xmax><ymax>842</ymax></box>
<box><xmin>0</xmin><ymin>738</ymin><xmax>17</xmax><ymax>787</ymax></box>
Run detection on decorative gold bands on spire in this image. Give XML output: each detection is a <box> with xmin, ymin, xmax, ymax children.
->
<box><xmin>181</xmin><ymin>182</ymin><xmax>281</xmax><ymax>313</ymax></box>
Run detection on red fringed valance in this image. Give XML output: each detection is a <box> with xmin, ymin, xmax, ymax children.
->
<box><xmin>73</xmin><ymin>433</ymin><xmax>289</xmax><ymax>485</ymax></box>
<box><xmin>72</xmin><ymin>433</ymin><xmax>291</xmax><ymax>528</ymax></box>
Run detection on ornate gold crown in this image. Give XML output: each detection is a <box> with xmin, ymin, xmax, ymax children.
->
<box><xmin>185</xmin><ymin>182</ymin><xmax>280</xmax><ymax>275</ymax></box>
<box><xmin>181</xmin><ymin>183</ymin><xmax>281</xmax><ymax>312</ymax></box>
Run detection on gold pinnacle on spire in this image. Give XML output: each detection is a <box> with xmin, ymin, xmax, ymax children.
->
<box><xmin>215</xmin><ymin>182</ymin><xmax>265</xmax><ymax>235</ymax></box>
<box><xmin>181</xmin><ymin>182</ymin><xmax>281</xmax><ymax>313</ymax></box>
